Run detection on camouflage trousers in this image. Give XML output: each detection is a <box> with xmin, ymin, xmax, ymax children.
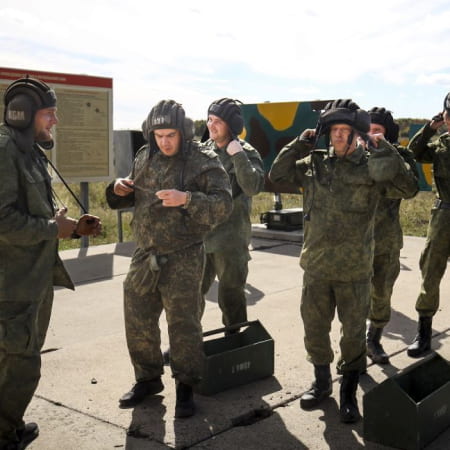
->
<box><xmin>124</xmin><ymin>244</ymin><xmax>205</xmax><ymax>386</ymax></box>
<box><xmin>368</xmin><ymin>250</ymin><xmax>401</xmax><ymax>327</ymax></box>
<box><xmin>201</xmin><ymin>249</ymin><xmax>250</xmax><ymax>328</ymax></box>
<box><xmin>300</xmin><ymin>272</ymin><xmax>370</xmax><ymax>373</ymax></box>
<box><xmin>0</xmin><ymin>285</ymin><xmax>53</xmax><ymax>446</ymax></box>
<box><xmin>416</xmin><ymin>208</ymin><xmax>450</xmax><ymax>317</ymax></box>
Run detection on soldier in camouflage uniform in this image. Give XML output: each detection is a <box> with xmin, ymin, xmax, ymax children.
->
<box><xmin>367</xmin><ymin>108</ymin><xmax>419</xmax><ymax>364</ymax></box>
<box><xmin>0</xmin><ymin>77</ymin><xmax>101</xmax><ymax>450</ymax></box>
<box><xmin>269</xmin><ymin>99</ymin><xmax>418</xmax><ymax>424</ymax></box>
<box><xmin>201</xmin><ymin>98</ymin><xmax>265</xmax><ymax>329</ymax></box>
<box><xmin>106</xmin><ymin>100</ymin><xmax>232</xmax><ymax>418</ymax></box>
<box><xmin>407</xmin><ymin>93</ymin><xmax>450</xmax><ymax>358</ymax></box>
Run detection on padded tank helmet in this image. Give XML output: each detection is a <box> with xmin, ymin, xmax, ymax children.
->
<box><xmin>368</xmin><ymin>107</ymin><xmax>399</xmax><ymax>144</ymax></box>
<box><xmin>142</xmin><ymin>99</ymin><xmax>194</xmax><ymax>143</ymax></box>
<box><xmin>3</xmin><ymin>77</ymin><xmax>57</xmax><ymax>130</ymax></box>
<box><xmin>207</xmin><ymin>98</ymin><xmax>244</xmax><ymax>138</ymax></box>
<box><xmin>317</xmin><ymin>99</ymin><xmax>370</xmax><ymax>137</ymax></box>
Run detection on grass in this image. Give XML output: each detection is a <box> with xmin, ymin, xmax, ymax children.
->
<box><xmin>55</xmin><ymin>182</ymin><xmax>435</xmax><ymax>250</ymax></box>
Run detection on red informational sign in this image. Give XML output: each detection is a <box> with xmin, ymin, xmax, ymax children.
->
<box><xmin>0</xmin><ymin>67</ymin><xmax>114</xmax><ymax>182</ymax></box>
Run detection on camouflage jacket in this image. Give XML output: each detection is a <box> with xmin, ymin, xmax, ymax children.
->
<box><xmin>0</xmin><ymin>125</ymin><xmax>74</xmax><ymax>302</ymax></box>
<box><xmin>201</xmin><ymin>139</ymin><xmax>265</xmax><ymax>253</ymax></box>
<box><xmin>269</xmin><ymin>138</ymin><xmax>419</xmax><ymax>281</ymax></box>
<box><xmin>374</xmin><ymin>146</ymin><xmax>419</xmax><ymax>255</ymax></box>
<box><xmin>106</xmin><ymin>141</ymin><xmax>232</xmax><ymax>254</ymax></box>
<box><xmin>408</xmin><ymin>124</ymin><xmax>450</xmax><ymax>202</ymax></box>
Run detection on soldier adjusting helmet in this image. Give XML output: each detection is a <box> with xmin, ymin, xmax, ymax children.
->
<box><xmin>207</xmin><ymin>98</ymin><xmax>244</xmax><ymax>138</ymax></box>
<box><xmin>317</xmin><ymin>99</ymin><xmax>370</xmax><ymax>137</ymax></box>
<box><xmin>368</xmin><ymin>107</ymin><xmax>399</xmax><ymax>144</ymax></box>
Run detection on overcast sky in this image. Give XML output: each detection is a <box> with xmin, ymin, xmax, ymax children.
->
<box><xmin>2</xmin><ymin>0</ymin><xmax>450</xmax><ymax>129</ymax></box>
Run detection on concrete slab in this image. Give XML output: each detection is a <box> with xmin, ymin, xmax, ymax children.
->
<box><xmin>23</xmin><ymin>233</ymin><xmax>450</xmax><ymax>449</ymax></box>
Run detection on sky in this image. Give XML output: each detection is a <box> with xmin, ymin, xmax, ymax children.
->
<box><xmin>2</xmin><ymin>0</ymin><xmax>450</xmax><ymax>130</ymax></box>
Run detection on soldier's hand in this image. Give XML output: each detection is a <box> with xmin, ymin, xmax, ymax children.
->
<box><xmin>430</xmin><ymin>112</ymin><xmax>444</xmax><ymax>130</ymax></box>
<box><xmin>156</xmin><ymin>189</ymin><xmax>187</xmax><ymax>207</ymax></box>
<box><xmin>367</xmin><ymin>133</ymin><xmax>386</xmax><ymax>149</ymax></box>
<box><xmin>299</xmin><ymin>129</ymin><xmax>316</xmax><ymax>143</ymax></box>
<box><xmin>114</xmin><ymin>178</ymin><xmax>135</xmax><ymax>196</ymax></box>
<box><xmin>75</xmin><ymin>214</ymin><xmax>102</xmax><ymax>237</ymax></box>
<box><xmin>226</xmin><ymin>140</ymin><xmax>243</xmax><ymax>155</ymax></box>
<box><xmin>55</xmin><ymin>208</ymin><xmax>78</xmax><ymax>239</ymax></box>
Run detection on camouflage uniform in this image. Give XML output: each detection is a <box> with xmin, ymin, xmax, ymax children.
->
<box><xmin>369</xmin><ymin>147</ymin><xmax>419</xmax><ymax>327</ymax></box>
<box><xmin>0</xmin><ymin>125</ymin><xmax>73</xmax><ymax>446</ymax></box>
<box><xmin>201</xmin><ymin>138</ymin><xmax>264</xmax><ymax>327</ymax></box>
<box><xmin>408</xmin><ymin>124</ymin><xmax>450</xmax><ymax>317</ymax></box>
<box><xmin>106</xmin><ymin>142</ymin><xmax>232</xmax><ymax>385</ymax></box>
<box><xmin>269</xmin><ymin>138</ymin><xmax>418</xmax><ymax>373</ymax></box>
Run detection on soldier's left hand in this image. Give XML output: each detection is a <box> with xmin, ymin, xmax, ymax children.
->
<box><xmin>226</xmin><ymin>140</ymin><xmax>243</xmax><ymax>155</ymax></box>
<box><xmin>156</xmin><ymin>189</ymin><xmax>187</xmax><ymax>207</ymax></box>
<box><xmin>76</xmin><ymin>214</ymin><xmax>102</xmax><ymax>237</ymax></box>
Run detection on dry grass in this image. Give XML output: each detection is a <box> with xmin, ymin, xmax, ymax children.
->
<box><xmin>54</xmin><ymin>182</ymin><xmax>434</xmax><ymax>250</ymax></box>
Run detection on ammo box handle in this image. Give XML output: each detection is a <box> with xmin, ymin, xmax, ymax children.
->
<box><xmin>202</xmin><ymin>320</ymin><xmax>259</xmax><ymax>337</ymax></box>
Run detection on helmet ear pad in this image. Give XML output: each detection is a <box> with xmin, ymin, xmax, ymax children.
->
<box><xmin>4</xmin><ymin>93</ymin><xmax>36</xmax><ymax>129</ymax></box>
<box><xmin>4</xmin><ymin>77</ymin><xmax>56</xmax><ymax>130</ymax></box>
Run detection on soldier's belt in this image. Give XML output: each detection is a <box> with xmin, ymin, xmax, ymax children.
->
<box><xmin>434</xmin><ymin>199</ymin><xmax>450</xmax><ymax>210</ymax></box>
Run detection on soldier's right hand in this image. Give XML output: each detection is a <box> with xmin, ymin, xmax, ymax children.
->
<box><xmin>54</xmin><ymin>208</ymin><xmax>78</xmax><ymax>239</ymax></box>
<box><xmin>114</xmin><ymin>178</ymin><xmax>135</xmax><ymax>196</ymax></box>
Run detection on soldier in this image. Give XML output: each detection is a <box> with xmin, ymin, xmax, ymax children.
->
<box><xmin>201</xmin><ymin>98</ymin><xmax>265</xmax><ymax>329</ymax></box>
<box><xmin>106</xmin><ymin>100</ymin><xmax>232</xmax><ymax>418</ymax></box>
<box><xmin>269</xmin><ymin>99</ymin><xmax>418</xmax><ymax>423</ymax></box>
<box><xmin>0</xmin><ymin>77</ymin><xmax>101</xmax><ymax>450</ymax></box>
<box><xmin>407</xmin><ymin>93</ymin><xmax>450</xmax><ymax>358</ymax></box>
<box><xmin>367</xmin><ymin>108</ymin><xmax>419</xmax><ymax>364</ymax></box>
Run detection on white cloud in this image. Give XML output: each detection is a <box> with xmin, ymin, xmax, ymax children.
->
<box><xmin>1</xmin><ymin>0</ymin><xmax>450</xmax><ymax>126</ymax></box>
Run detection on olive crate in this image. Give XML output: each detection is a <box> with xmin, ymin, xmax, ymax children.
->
<box><xmin>194</xmin><ymin>320</ymin><xmax>274</xmax><ymax>396</ymax></box>
<box><xmin>363</xmin><ymin>348</ymin><xmax>450</xmax><ymax>450</ymax></box>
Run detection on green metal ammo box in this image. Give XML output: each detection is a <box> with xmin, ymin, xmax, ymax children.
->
<box><xmin>194</xmin><ymin>320</ymin><xmax>274</xmax><ymax>396</ymax></box>
<box><xmin>363</xmin><ymin>349</ymin><xmax>450</xmax><ymax>449</ymax></box>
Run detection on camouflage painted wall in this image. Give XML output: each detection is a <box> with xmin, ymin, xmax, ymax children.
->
<box><xmin>240</xmin><ymin>101</ymin><xmax>433</xmax><ymax>193</ymax></box>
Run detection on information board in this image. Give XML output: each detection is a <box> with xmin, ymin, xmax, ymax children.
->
<box><xmin>0</xmin><ymin>67</ymin><xmax>113</xmax><ymax>182</ymax></box>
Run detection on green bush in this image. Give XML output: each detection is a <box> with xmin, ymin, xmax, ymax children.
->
<box><xmin>55</xmin><ymin>182</ymin><xmax>434</xmax><ymax>250</ymax></box>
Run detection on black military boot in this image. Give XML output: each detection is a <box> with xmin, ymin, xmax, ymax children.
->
<box><xmin>300</xmin><ymin>364</ymin><xmax>332</xmax><ymax>409</ymax></box>
<box><xmin>407</xmin><ymin>316</ymin><xmax>432</xmax><ymax>358</ymax></box>
<box><xmin>119</xmin><ymin>377</ymin><xmax>164</xmax><ymax>408</ymax></box>
<box><xmin>366</xmin><ymin>323</ymin><xmax>389</xmax><ymax>364</ymax></box>
<box><xmin>175</xmin><ymin>382</ymin><xmax>196</xmax><ymax>418</ymax></box>
<box><xmin>14</xmin><ymin>422</ymin><xmax>39</xmax><ymax>449</ymax></box>
<box><xmin>339</xmin><ymin>371</ymin><xmax>361</xmax><ymax>423</ymax></box>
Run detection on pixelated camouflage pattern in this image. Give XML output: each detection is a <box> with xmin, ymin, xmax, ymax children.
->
<box><xmin>124</xmin><ymin>243</ymin><xmax>205</xmax><ymax>385</ymax></box>
<box><xmin>409</xmin><ymin>125</ymin><xmax>450</xmax><ymax>316</ymax></box>
<box><xmin>301</xmin><ymin>273</ymin><xmax>370</xmax><ymax>373</ymax></box>
<box><xmin>106</xmin><ymin>141</ymin><xmax>232</xmax><ymax>254</ymax></box>
<box><xmin>199</xmin><ymin>138</ymin><xmax>264</xmax><ymax>327</ymax></box>
<box><xmin>107</xmin><ymin>139</ymin><xmax>232</xmax><ymax>385</ymax></box>
<box><xmin>370</xmin><ymin>146</ymin><xmax>419</xmax><ymax>326</ymax></box>
<box><xmin>0</xmin><ymin>124</ymin><xmax>73</xmax><ymax>444</ymax></box>
<box><xmin>269</xmin><ymin>138</ymin><xmax>419</xmax><ymax>282</ymax></box>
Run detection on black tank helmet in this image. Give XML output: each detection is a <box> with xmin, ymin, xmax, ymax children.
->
<box><xmin>317</xmin><ymin>99</ymin><xmax>370</xmax><ymax>137</ymax></box>
<box><xmin>444</xmin><ymin>92</ymin><xmax>450</xmax><ymax>113</ymax></box>
<box><xmin>142</xmin><ymin>100</ymin><xmax>194</xmax><ymax>155</ymax></box>
<box><xmin>203</xmin><ymin>97</ymin><xmax>244</xmax><ymax>141</ymax></box>
<box><xmin>4</xmin><ymin>76</ymin><xmax>57</xmax><ymax>130</ymax></box>
<box><xmin>368</xmin><ymin>107</ymin><xmax>399</xmax><ymax>144</ymax></box>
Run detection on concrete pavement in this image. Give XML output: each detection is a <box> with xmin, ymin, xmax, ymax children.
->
<box><xmin>24</xmin><ymin>230</ymin><xmax>450</xmax><ymax>450</ymax></box>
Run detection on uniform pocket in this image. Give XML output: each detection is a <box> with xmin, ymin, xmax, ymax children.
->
<box><xmin>0</xmin><ymin>303</ymin><xmax>34</xmax><ymax>354</ymax></box>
